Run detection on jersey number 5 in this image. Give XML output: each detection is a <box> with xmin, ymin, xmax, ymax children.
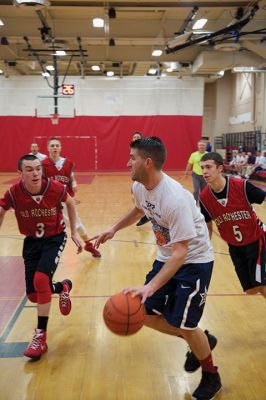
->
<box><xmin>36</xmin><ymin>222</ymin><xmax>45</xmax><ymax>238</ymax></box>
<box><xmin>233</xmin><ymin>225</ymin><xmax>243</xmax><ymax>242</ymax></box>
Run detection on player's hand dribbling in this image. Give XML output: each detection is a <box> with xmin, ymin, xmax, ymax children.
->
<box><xmin>124</xmin><ymin>283</ymin><xmax>155</xmax><ymax>304</ymax></box>
<box><xmin>71</xmin><ymin>235</ymin><xmax>83</xmax><ymax>254</ymax></box>
<box><xmin>90</xmin><ymin>228</ymin><xmax>115</xmax><ymax>248</ymax></box>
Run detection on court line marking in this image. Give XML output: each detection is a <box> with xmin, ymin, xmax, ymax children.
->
<box><xmin>0</xmin><ymin>290</ymin><xmax>258</xmax><ymax>358</ymax></box>
<box><xmin>48</xmin><ymin>293</ymin><xmax>251</xmax><ymax>298</ymax></box>
<box><xmin>0</xmin><ymin>294</ymin><xmax>29</xmax><ymax>358</ymax></box>
<box><xmin>0</xmin><ymin>235</ymin><xmax>231</xmax><ymax>257</ymax></box>
<box><xmin>0</xmin><ymin>295</ymin><xmax>28</xmax><ymax>343</ymax></box>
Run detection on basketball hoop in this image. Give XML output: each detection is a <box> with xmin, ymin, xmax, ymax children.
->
<box><xmin>50</xmin><ymin>113</ymin><xmax>59</xmax><ymax>125</ymax></box>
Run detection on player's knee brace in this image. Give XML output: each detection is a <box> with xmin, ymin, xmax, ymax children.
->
<box><xmin>33</xmin><ymin>271</ymin><xmax>51</xmax><ymax>304</ymax></box>
<box><xmin>27</xmin><ymin>292</ymin><xmax>38</xmax><ymax>303</ymax></box>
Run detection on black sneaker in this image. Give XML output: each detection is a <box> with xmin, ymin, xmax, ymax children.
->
<box><xmin>184</xmin><ymin>330</ymin><xmax>217</xmax><ymax>372</ymax></box>
<box><xmin>136</xmin><ymin>215</ymin><xmax>149</xmax><ymax>226</ymax></box>
<box><xmin>192</xmin><ymin>368</ymin><xmax>222</xmax><ymax>400</ymax></box>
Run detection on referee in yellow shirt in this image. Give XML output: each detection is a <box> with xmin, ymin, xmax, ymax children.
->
<box><xmin>185</xmin><ymin>141</ymin><xmax>207</xmax><ymax>203</ymax></box>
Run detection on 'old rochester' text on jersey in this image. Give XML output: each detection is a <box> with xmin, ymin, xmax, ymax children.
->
<box><xmin>20</xmin><ymin>207</ymin><xmax>57</xmax><ymax>218</ymax></box>
<box><xmin>214</xmin><ymin>210</ymin><xmax>252</xmax><ymax>226</ymax></box>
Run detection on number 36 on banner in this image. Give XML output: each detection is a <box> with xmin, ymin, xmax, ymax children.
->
<box><xmin>62</xmin><ymin>84</ymin><xmax>75</xmax><ymax>95</ymax></box>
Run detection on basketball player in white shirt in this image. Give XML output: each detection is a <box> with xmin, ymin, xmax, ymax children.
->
<box><xmin>92</xmin><ymin>136</ymin><xmax>221</xmax><ymax>400</ymax></box>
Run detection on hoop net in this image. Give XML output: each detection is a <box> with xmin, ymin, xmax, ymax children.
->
<box><xmin>50</xmin><ymin>113</ymin><xmax>59</xmax><ymax>125</ymax></box>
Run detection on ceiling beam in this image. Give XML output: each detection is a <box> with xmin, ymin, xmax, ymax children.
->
<box><xmin>1</xmin><ymin>1</ymin><xmax>257</xmax><ymax>7</ymax></box>
<box><xmin>242</xmin><ymin>40</ymin><xmax>266</xmax><ymax>59</ymax></box>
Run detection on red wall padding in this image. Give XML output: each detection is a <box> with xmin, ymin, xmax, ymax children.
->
<box><xmin>0</xmin><ymin>115</ymin><xmax>202</xmax><ymax>172</ymax></box>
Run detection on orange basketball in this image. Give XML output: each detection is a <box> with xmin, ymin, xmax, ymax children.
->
<box><xmin>103</xmin><ymin>292</ymin><xmax>146</xmax><ymax>336</ymax></box>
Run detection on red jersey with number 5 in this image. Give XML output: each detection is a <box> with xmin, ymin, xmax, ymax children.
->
<box><xmin>0</xmin><ymin>179</ymin><xmax>67</xmax><ymax>238</ymax></box>
<box><xmin>42</xmin><ymin>157</ymin><xmax>75</xmax><ymax>197</ymax></box>
<box><xmin>200</xmin><ymin>177</ymin><xmax>263</xmax><ymax>246</ymax></box>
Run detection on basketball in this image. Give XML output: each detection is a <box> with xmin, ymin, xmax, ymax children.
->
<box><xmin>103</xmin><ymin>292</ymin><xmax>146</xmax><ymax>336</ymax></box>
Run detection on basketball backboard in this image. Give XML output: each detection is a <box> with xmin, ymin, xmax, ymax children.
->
<box><xmin>36</xmin><ymin>95</ymin><xmax>75</xmax><ymax>123</ymax></box>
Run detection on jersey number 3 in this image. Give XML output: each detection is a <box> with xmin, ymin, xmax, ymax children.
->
<box><xmin>233</xmin><ymin>225</ymin><xmax>243</xmax><ymax>242</ymax></box>
<box><xmin>36</xmin><ymin>223</ymin><xmax>45</xmax><ymax>238</ymax></box>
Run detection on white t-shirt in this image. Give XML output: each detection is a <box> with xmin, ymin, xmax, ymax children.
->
<box><xmin>256</xmin><ymin>155</ymin><xmax>266</xmax><ymax>169</ymax></box>
<box><xmin>54</xmin><ymin>156</ymin><xmax>66</xmax><ymax>170</ymax></box>
<box><xmin>132</xmin><ymin>173</ymin><xmax>213</xmax><ymax>264</ymax></box>
<box><xmin>29</xmin><ymin>152</ymin><xmax>47</xmax><ymax>161</ymax></box>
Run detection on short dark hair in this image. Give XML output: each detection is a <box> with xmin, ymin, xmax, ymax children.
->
<box><xmin>130</xmin><ymin>136</ymin><xmax>167</xmax><ymax>169</ymax></box>
<box><xmin>201</xmin><ymin>152</ymin><xmax>224</xmax><ymax>167</ymax></box>
<box><xmin>18</xmin><ymin>154</ymin><xmax>39</xmax><ymax>171</ymax></box>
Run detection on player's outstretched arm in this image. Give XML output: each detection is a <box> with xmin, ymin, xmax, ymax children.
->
<box><xmin>91</xmin><ymin>228</ymin><xmax>116</xmax><ymax>248</ymax></box>
<box><xmin>64</xmin><ymin>194</ymin><xmax>83</xmax><ymax>253</ymax></box>
<box><xmin>0</xmin><ymin>206</ymin><xmax>6</xmax><ymax>228</ymax></box>
<box><xmin>91</xmin><ymin>206</ymin><xmax>144</xmax><ymax>248</ymax></box>
<box><xmin>71</xmin><ymin>172</ymin><xmax>78</xmax><ymax>194</ymax></box>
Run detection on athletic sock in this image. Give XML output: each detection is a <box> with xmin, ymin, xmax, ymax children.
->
<box><xmin>200</xmin><ymin>353</ymin><xmax>217</xmax><ymax>374</ymax></box>
<box><xmin>37</xmin><ymin>316</ymin><xmax>49</xmax><ymax>331</ymax></box>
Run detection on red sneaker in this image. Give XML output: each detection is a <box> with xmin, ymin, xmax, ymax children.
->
<box><xmin>24</xmin><ymin>329</ymin><xmax>47</xmax><ymax>360</ymax></box>
<box><xmin>59</xmin><ymin>279</ymin><xmax>72</xmax><ymax>316</ymax></box>
<box><xmin>84</xmin><ymin>241</ymin><xmax>101</xmax><ymax>258</ymax></box>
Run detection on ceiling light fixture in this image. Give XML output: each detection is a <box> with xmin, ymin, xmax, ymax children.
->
<box><xmin>148</xmin><ymin>68</ymin><xmax>157</xmax><ymax>75</ymax></box>
<box><xmin>93</xmin><ymin>18</ymin><xmax>104</xmax><ymax>28</ymax></box>
<box><xmin>192</xmin><ymin>18</ymin><xmax>208</xmax><ymax>30</ymax></box>
<box><xmin>0</xmin><ymin>19</ymin><xmax>4</xmax><ymax>26</ymax></box>
<box><xmin>46</xmin><ymin>65</ymin><xmax>54</xmax><ymax>71</ymax></box>
<box><xmin>42</xmin><ymin>71</ymin><xmax>50</xmax><ymax>77</ymax></box>
<box><xmin>106</xmin><ymin>71</ymin><xmax>114</xmax><ymax>77</ymax></box>
<box><xmin>55</xmin><ymin>50</ymin><xmax>66</xmax><ymax>56</ymax></box>
<box><xmin>0</xmin><ymin>69</ymin><xmax>3</xmax><ymax>74</ymax></box>
<box><xmin>192</xmin><ymin>30</ymin><xmax>212</xmax><ymax>35</ymax></box>
<box><xmin>232</xmin><ymin>66</ymin><xmax>266</xmax><ymax>73</ymax></box>
<box><xmin>92</xmin><ymin>65</ymin><xmax>100</xmax><ymax>71</ymax></box>
<box><xmin>13</xmin><ymin>0</ymin><xmax>50</xmax><ymax>6</ymax></box>
<box><xmin>152</xmin><ymin>49</ymin><xmax>162</xmax><ymax>57</ymax></box>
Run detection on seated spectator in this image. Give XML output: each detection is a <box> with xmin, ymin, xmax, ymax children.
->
<box><xmin>228</xmin><ymin>150</ymin><xmax>240</xmax><ymax>173</ymax></box>
<box><xmin>242</xmin><ymin>152</ymin><xmax>256</xmax><ymax>177</ymax></box>
<box><xmin>246</xmin><ymin>150</ymin><xmax>266</xmax><ymax>178</ymax></box>
<box><xmin>236</xmin><ymin>151</ymin><xmax>249</xmax><ymax>175</ymax></box>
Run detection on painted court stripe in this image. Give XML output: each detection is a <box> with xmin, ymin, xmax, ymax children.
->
<box><xmin>51</xmin><ymin>293</ymin><xmax>248</xmax><ymax>299</ymax></box>
<box><xmin>0</xmin><ymin>295</ymin><xmax>28</xmax><ymax>342</ymax></box>
<box><xmin>0</xmin><ymin>295</ymin><xmax>28</xmax><ymax>358</ymax></box>
<box><xmin>0</xmin><ymin>291</ymin><xmax>255</xmax><ymax>358</ymax></box>
<box><xmin>0</xmin><ymin>234</ymin><xmax>231</xmax><ymax>256</ymax></box>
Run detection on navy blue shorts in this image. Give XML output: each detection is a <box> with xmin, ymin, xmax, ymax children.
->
<box><xmin>23</xmin><ymin>232</ymin><xmax>67</xmax><ymax>295</ymax></box>
<box><xmin>144</xmin><ymin>259</ymin><xmax>214</xmax><ymax>329</ymax></box>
